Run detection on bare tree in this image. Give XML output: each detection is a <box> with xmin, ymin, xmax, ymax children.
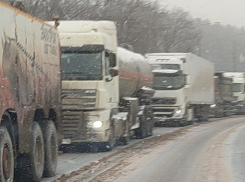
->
<box><xmin>2</xmin><ymin>0</ymin><xmax>201</xmax><ymax>54</ymax></box>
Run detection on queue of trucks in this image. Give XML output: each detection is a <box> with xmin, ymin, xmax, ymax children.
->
<box><xmin>1</xmin><ymin>1</ymin><xmax>245</xmax><ymax>181</ymax></box>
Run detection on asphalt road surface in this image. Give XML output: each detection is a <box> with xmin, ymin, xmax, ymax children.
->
<box><xmin>45</xmin><ymin>117</ymin><xmax>245</xmax><ymax>182</ymax></box>
<box><xmin>43</xmin><ymin>125</ymin><xmax>180</xmax><ymax>182</ymax></box>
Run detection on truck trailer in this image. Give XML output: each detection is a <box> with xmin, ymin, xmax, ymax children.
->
<box><xmin>223</xmin><ymin>72</ymin><xmax>245</xmax><ymax>115</ymax></box>
<box><xmin>146</xmin><ymin>53</ymin><xmax>214</xmax><ymax>126</ymax></box>
<box><xmin>0</xmin><ymin>2</ymin><xmax>62</xmax><ymax>182</ymax></box>
<box><xmin>47</xmin><ymin>20</ymin><xmax>155</xmax><ymax>151</ymax></box>
<box><xmin>210</xmin><ymin>72</ymin><xmax>235</xmax><ymax>117</ymax></box>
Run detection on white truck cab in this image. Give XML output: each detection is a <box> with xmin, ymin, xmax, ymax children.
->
<box><xmin>146</xmin><ymin>53</ymin><xmax>214</xmax><ymax>125</ymax></box>
<box><xmin>47</xmin><ymin>21</ymin><xmax>119</xmax><ymax>144</ymax></box>
<box><xmin>223</xmin><ymin>72</ymin><xmax>245</xmax><ymax>114</ymax></box>
<box><xmin>47</xmin><ymin>21</ymin><xmax>155</xmax><ymax>151</ymax></box>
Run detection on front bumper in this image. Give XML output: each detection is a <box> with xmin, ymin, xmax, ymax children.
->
<box><xmin>62</xmin><ymin>129</ymin><xmax>110</xmax><ymax>144</ymax></box>
<box><xmin>154</xmin><ymin>116</ymin><xmax>183</xmax><ymax>125</ymax></box>
<box><xmin>62</xmin><ymin>109</ymin><xmax>112</xmax><ymax>144</ymax></box>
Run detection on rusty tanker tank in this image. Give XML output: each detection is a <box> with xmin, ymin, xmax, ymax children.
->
<box><xmin>118</xmin><ymin>47</ymin><xmax>153</xmax><ymax>99</ymax></box>
<box><xmin>0</xmin><ymin>2</ymin><xmax>62</xmax><ymax>181</ymax></box>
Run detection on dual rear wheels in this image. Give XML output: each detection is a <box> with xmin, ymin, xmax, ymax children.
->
<box><xmin>1</xmin><ymin>120</ymin><xmax>58</xmax><ymax>182</ymax></box>
<box><xmin>27</xmin><ymin>121</ymin><xmax>58</xmax><ymax>181</ymax></box>
<box><xmin>135</xmin><ymin>114</ymin><xmax>153</xmax><ymax>139</ymax></box>
<box><xmin>0</xmin><ymin>127</ymin><xmax>14</xmax><ymax>182</ymax></box>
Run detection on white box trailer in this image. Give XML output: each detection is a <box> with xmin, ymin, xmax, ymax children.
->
<box><xmin>186</xmin><ymin>54</ymin><xmax>214</xmax><ymax>104</ymax></box>
<box><xmin>0</xmin><ymin>2</ymin><xmax>62</xmax><ymax>181</ymax></box>
<box><xmin>146</xmin><ymin>53</ymin><xmax>214</xmax><ymax>125</ymax></box>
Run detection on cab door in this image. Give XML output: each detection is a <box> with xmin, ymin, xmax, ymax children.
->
<box><xmin>104</xmin><ymin>51</ymin><xmax>118</xmax><ymax>108</ymax></box>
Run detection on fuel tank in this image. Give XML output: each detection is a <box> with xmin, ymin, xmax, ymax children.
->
<box><xmin>118</xmin><ymin>47</ymin><xmax>153</xmax><ymax>98</ymax></box>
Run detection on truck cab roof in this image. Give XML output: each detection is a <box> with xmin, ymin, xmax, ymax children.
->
<box><xmin>46</xmin><ymin>20</ymin><xmax>118</xmax><ymax>52</ymax></box>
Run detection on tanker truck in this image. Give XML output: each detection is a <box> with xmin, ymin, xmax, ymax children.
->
<box><xmin>222</xmin><ymin>72</ymin><xmax>245</xmax><ymax>115</ymax></box>
<box><xmin>210</xmin><ymin>72</ymin><xmax>235</xmax><ymax>117</ymax></box>
<box><xmin>146</xmin><ymin>53</ymin><xmax>214</xmax><ymax>126</ymax></box>
<box><xmin>47</xmin><ymin>20</ymin><xmax>154</xmax><ymax>151</ymax></box>
<box><xmin>0</xmin><ymin>2</ymin><xmax>62</xmax><ymax>182</ymax></box>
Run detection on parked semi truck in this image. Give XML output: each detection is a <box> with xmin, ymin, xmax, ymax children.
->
<box><xmin>47</xmin><ymin>20</ymin><xmax>154</xmax><ymax>151</ymax></box>
<box><xmin>210</xmin><ymin>72</ymin><xmax>235</xmax><ymax>117</ymax></box>
<box><xmin>223</xmin><ymin>72</ymin><xmax>245</xmax><ymax>114</ymax></box>
<box><xmin>146</xmin><ymin>53</ymin><xmax>214</xmax><ymax>126</ymax></box>
<box><xmin>0</xmin><ymin>2</ymin><xmax>62</xmax><ymax>182</ymax></box>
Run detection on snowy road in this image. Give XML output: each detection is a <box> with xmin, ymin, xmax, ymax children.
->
<box><xmin>43</xmin><ymin>116</ymin><xmax>245</xmax><ymax>182</ymax></box>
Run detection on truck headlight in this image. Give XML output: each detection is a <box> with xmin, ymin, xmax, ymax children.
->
<box><xmin>93</xmin><ymin>121</ymin><xmax>102</xmax><ymax>128</ymax></box>
<box><xmin>210</xmin><ymin>104</ymin><xmax>216</xmax><ymax>108</ymax></box>
<box><xmin>176</xmin><ymin>108</ymin><xmax>182</xmax><ymax>115</ymax></box>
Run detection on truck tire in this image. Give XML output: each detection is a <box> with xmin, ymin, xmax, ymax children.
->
<box><xmin>121</xmin><ymin>136</ymin><xmax>130</xmax><ymax>145</ymax></box>
<box><xmin>105</xmin><ymin>139</ymin><xmax>114</xmax><ymax>151</ymax></box>
<box><xmin>41</xmin><ymin>120</ymin><xmax>58</xmax><ymax>177</ymax></box>
<box><xmin>147</xmin><ymin>123</ymin><xmax>153</xmax><ymax>136</ymax></box>
<box><xmin>89</xmin><ymin>143</ymin><xmax>99</xmax><ymax>153</ymax></box>
<box><xmin>19</xmin><ymin>122</ymin><xmax>44</xmax><ymax>182</ymax></box>
<box><xmin>104</xmin><ymin>125</ymin><xmax>115</xmax><ymax>151</ymax></box>
<box><xmin>179</xmin><ymin>120</ymin><xmax>187</xmax><ymax>127</ymax></box>
<box><xmin>137</xmin><ymin>127</ymin><xmax>147</xmax><ymax>139</ymax></box>
<box><xmin>0</xmin><ymin>127</ymin><xmax>14</xmax><ymax>182</ymax></box>
<box><xmin>136</xmin><ymin>114</ymin><xmax>147</xmax><ymax>139</ymax></box>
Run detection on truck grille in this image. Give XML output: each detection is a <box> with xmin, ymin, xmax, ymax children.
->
<box><xmin>153</xmin><ymin>108</ymin><xmax>175</xmax><ymax>118</ymax></box>
<box><xmin>152</xmin><ymin>98</ymin><xmax>176</xmax><ymax>105</ymax></box>
<box><xmin>62</xmin><ymin>89</ymin><xmax>97</xmax><ymax>110</ymax></box>
<box><xmin>62</xmin><ymin>111</ymin><xmax>83</xmax><ymax>139</ymax></box>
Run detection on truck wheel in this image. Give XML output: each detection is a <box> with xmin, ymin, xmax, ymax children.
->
<box><xmin>105</xmin><ymin>139</ymin><xmax>114</xmax><ymax>151</ymax></box>
<box><xmin>0</xmin><ymin>127</ymin><xmax>14</xmax><ymax>182</ymax></box>
<box><xmin>121</xmin><ymin>136</ymin><xmax>129</xmax><ymax>145</ymax></box>
<box><xmin>204</xmin><ymin>113</ymin><xmax>209</xmax><ymax>121</ymax></box>
<box><xmin>226</xmin><ymin>110</ymin><xmax>231</xmax><ymax>117</ymax></box>
<box><xmin>148</xmin><ymin>123</ymin><xmax>153</xmax><ymax>136</ymax></box>
<box><xmin>142</xmin><ymin>129</ymin><xmax>147</xmax><ymax>138</ymax></box>
<box><xmin>41</xmin><ymin>120</ymin><xmax>58</xmax><ymax>177</ymax></box>
<box><xmin>19</xmin><ymin>122</ymin><xmax>44</xmax><ymax>182</ymax></box>
<box><xmin>179</xmin><ymin>120</ymin><xmax>186</xmax><ymax>127</ymax></box>
<box><xmin>137</xmin><ymin>128</ymin><xmax>147</xmax><ymax>139</ymax></box>
<box><xmin>189</xmin><ymin>120</ymin><xmax>194</xmax><ymax>125</ymax></box>
<box><xmin>89</xmin><ymin>143</ymin><xmax>99</xmax><ymax>153</ymax></box>
<box><xmin>31</xmin><ymin>122</ymin><xmax>44</xmax><ymax>181</ymax></box>
<box><xmin>137</xmin><ymin>114</ymin><xmax>147</xmax><ymax>138</ymax></box>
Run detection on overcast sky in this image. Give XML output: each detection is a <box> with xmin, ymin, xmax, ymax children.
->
<box><xmin>161</xmin><ymin>0</ymin><xmax>245</xmax><ymax>28</ymax></box>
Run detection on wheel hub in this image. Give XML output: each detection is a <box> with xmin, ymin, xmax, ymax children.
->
<box><xmin>35</xmin><ymin>137</ymin><xmax>42</xmax><ymax>170</ymax></box>
<box><xmin>2</xmin><ymin>146</ymin><xmax>11</xmax><ymax>179</ymax></box>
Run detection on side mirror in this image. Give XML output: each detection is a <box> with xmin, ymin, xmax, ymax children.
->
<box><xmin>110</xmin><ymin>69</ymin><xmax>119</xmax><ymax>77</ymax></box>
<box><xmin>109</xmin><ymin>53</ymin><xmax>116</xmax><ymax>67</ymax></box>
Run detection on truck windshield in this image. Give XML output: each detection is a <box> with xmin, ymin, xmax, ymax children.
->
<box><xmin>153</xmin><ymin>75</ymin><xmax>185</xmax><ymax>90</ymax></box>
<box><xmin>232</xmin><ymin>83</ymin><xmax>243</xmax><ymax>92</ymax></box>
<box><xmin>151</xmin><ymin>64</ymin><xmax>180</xmax><ymax>70</ymax></box>
<box><xmin>61</xmin><ymin>52</ymin><xmax>102</xmax><ymax>80</ymax></box>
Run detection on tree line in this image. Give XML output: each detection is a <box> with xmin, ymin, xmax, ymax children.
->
<box><xmin>3</xmin><ymin>0</ymin><xmax>245</xmax><ymax>71</ymax></box>
<box><xmin>2</xmin><ymin>0</ymin><xmax>201</xmax><ymax>54</ymax></box>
